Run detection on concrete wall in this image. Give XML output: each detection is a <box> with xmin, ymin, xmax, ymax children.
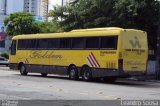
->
<box><xmin>0</xmin><ymin>37</ymin><xmax>11</xmax><ymax>54</ymax></box>
<box><xmin>147</xmin><ymin>60</ymin><xmax>156</xmax><ymax>75</ymax></box>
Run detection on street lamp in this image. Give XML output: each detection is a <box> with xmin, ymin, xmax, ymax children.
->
<box><xmin>1</xmin><ymin>9</ymin><xmax>4</xmax><ymax>15</ymax></box>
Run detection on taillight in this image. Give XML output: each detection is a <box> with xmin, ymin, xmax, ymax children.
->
<box><xmin>118</xmin><ymin>59</ymin><xmax>123</xmax><ymax>70</ymax></box>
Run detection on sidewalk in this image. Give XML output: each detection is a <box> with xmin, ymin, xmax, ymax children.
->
<box><xmin>128</xmin><ymin>75</ymin><xmax>160</xmax><ymax>83</ymax></box>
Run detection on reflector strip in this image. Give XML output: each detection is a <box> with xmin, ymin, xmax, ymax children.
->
<box><xmin>87</xmin><ymin>52</ymin><xmax>100</xmax><ymax>68</ymax></box>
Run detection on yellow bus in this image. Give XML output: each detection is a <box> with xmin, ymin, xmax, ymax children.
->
<box><xmin>9</xmin><ymin>27</ymin><xmax>148</xmax><ymax>82</ymax></box>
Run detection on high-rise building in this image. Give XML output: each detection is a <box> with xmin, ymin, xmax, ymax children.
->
<box><xmin>6</xmin><ymin>0</ymin><xmax>24</xmax><ymax>14</ymax></box>
<box><xmin>1</xmin><ymin>0</ymin><xmax>48</xmax><ymax>19</ymax></box>
<box><xmin>0</xmin><ymin>0</ymin><xmax>50</xmax><ymax>27</ymax></box>
<box><xmin>38</xmin><ymin>0</ymin><xmax>49</xmax><ymax>20</ymax></box>
<box><xmin>23</xmin><ymin>0</ymin><xmax>48</xmax><ymax>21</ymax></box>
<box><xmin>24</xmin><ymin>0</ymin><xmax>38</xmax><ymax>15</ymax></box>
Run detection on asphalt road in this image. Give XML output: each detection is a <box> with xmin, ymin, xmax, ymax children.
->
<box><xmin>0</xmin><ymin>66</ymin><xmax>160</xmax><ymax>105</ymax></box>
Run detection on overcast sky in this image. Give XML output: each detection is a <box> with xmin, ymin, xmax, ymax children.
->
<box><xmin>48</xmin><ymin>0</ymin><xmax>58</xmax><ymax>10</ymax></box>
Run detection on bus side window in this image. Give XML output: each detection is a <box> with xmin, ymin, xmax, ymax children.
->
<box><xmin>11</xmin><ymin>40</ymin><xmax>17</xmax><ymax>55</ymax></box>
<box><xmin>72</xmin><ymin>38</ymin><xmax>85</xmax><ymax>49</ymax></box>
<box><xmin>86</xmin><ymin>37</ymin><xmax>99</xmax><ymax>49</ymax></box>
<box><xmin>27</xmin><ymin>39</ymin><xmax>37</xmax><ymax>49</ymax></box>
<box><xmin>60</xmin><ymin>38</ymin><xmax>71</xmax><ymax>49</ymax></box>
<box><xmin>100</xmin><ymin>36</ymin><xmax>118</xmax><ymax>50</ymax></box>
<box><xmin>18</xmin><ymin>39</ymin><xmax>27</xmax><ymax>50</ymax></box>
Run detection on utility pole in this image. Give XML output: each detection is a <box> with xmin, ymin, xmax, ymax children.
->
<box><xmin>4</xmin><ymin>0</ymin><xmax>7</xmax><ymax>15</ymax></box>
<box><xmin>62</xmin><ymin>0</ymin><xmax>64</xmax><ymax>7</ymax></box>
<box><xmin>156</xmin><ymin>4</ymin><xmax>160</xmax><ymax>80</ymax></box>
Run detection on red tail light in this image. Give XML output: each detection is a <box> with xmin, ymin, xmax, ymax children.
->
<box><xmin>118</xmin><ymin>59</ymin><xmax>123</xmax><ymax>70</ymax></box>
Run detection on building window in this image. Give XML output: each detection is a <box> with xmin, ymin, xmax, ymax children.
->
<box><xmin>0</xmin><ymin>41</ymin><xmax>5</xmax><ymax>48</ymax></box>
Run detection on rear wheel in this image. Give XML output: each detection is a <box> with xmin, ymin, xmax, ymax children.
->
<box><xmin>20</xmin><ymin>64</ymin><xmax>28</xmax><ymax>76</ymax></box>
<box><xmin>69</xmin><ymin>66</ymin><xmax>79</xmax><ymax>80</ymax></box>
<box><xmin>82</xmin><ymin>67</ymin><xmax>92</xmax><ymax>81</ymax></box>
<box><xmin>41</xmin><ymin>73</ymin><xmax>48</xmax><ymax>77</ymax></box>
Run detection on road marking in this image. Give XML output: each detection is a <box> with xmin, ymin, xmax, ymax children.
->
<box><xmin>100</xmin><ymin>95</ymin><xmax>115</xmax><ymax>99</ymax></box>
<box><xmin>79</xmin><ymin>92</ymin><xmax>89</xmax><ymax>95</ymax></box>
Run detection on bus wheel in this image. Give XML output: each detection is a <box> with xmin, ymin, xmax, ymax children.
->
<box><xmin>41</xmin><ymin>73</ymin><xmax>47</xmax><ymax>77</ymax></box>
<box><xmin>20</xmin><ymin>64</ymin><xmax>28</xmax><ymax>76</ymax></box>
<box><xmin>82</xmin><ymin>67</ymin><xmax>92</xmax><ymax>81</ymax></box>
<box><xmin>69</xmin><ymin>66</ymin><xmax>79</xmax><ymax>80</ymax></box>
<box><xmin>103</xmin><ymin>77</ymin><xmax>117</xmax><ymax>83</ymax></box>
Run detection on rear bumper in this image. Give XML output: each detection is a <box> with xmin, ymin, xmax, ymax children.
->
<box><xmin>92</xmin><ymin>68</ymin><xmax>146</xmax><ymax>78</ymax></box>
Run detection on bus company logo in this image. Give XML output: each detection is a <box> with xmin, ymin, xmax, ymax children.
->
<box><xmin>25</xmin><ymin>58</ymin><xmax>29</xmax><ymax>64</ymax></box>
<box><xmin>30</xmin><ymin>51</ymin><xmax>62</xmax><ymax>59</ymax></box>
<box><xmin>129</xmin><ymin>36</ymin><xmax>141</xmax><ymax>48</ymax></box>
<box><xmin>87</xmin><ymin>52</ymin><xmax>100</xmax><ymax>68</ymax></box>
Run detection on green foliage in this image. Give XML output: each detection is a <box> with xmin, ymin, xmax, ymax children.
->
<box><xmin>113</xmin><ymin>0</ymin><xmax>159</xmax><ymax>50</ymax></box>
<box><xmin>3</xmin><ymin>12</ymin><xmax>63</xmax><ymax>36</ymax></box>
<box><xmin>0</xmin><ymin>52</ymin><xmax>9</xmax><ymax>59</ymax></box>
<box><xmin>4</xmin><ymin>12</ymin><xmax>40</xmax><ymax>36</ymax></box>
<box><xmin>49</xmin><ymin>0</ymin><xmax>116</xmax><ymax>30</ymax></box>
<box><xmin>49</xmin><ymin>0</ymin><xmax>160</xmax><ymax>50</ymax></box>
<box><xmin>37</xmin><ymin>21</ymin><xmax>63</xmax><ymax>33</ymax></box>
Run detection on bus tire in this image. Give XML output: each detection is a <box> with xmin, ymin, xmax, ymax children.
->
<box><xmin>20</xmin><ymin>64</ymin><xmax>28</xmax><ymax>76</ymax></box>
<box><xmin>69</xmin><ymin>66</ymin><xmax>79</xmax><ymax>80</ymax></box>
<box><xmin>41</xmin><ymin>73</ymin><xmax>47</xmax><ymax>77</ymax></box>
<box><xmin>82</xmin><ymin>66</ymin><xmax>92</xmax><ymax>81</ymax></box>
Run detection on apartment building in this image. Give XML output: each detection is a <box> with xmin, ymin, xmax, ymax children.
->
<box><xmin>24</xmin><ymin>0</ymin><xmax>37</xmax><ymax>15</ymax></box>
<box><xmin>38</xmin><ymin>0</ymin><xmax>49</xmax><ymax>21</ymax></box>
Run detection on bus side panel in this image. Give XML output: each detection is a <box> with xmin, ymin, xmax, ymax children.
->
<box><xmin>50</xmin><ymin>50</ymin><xmax>118</xmax><ymax>69</ymax></box>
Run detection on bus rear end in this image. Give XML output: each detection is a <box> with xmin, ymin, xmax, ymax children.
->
<box><xmin>119</xmin><ymin>30</ymin><xmax>148</xmax><ymax>77</ymax></box>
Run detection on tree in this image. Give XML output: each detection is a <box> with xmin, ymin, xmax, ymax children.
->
<box><xmin>113</xmin><ymin>0</ymin><xmax>159</xmax><ymax>50</ymax></box>
<box><xmin>49</xmin><ymin>0</ymin><xmax>116</xmax><ymax>31</ymax></box>
<box><xmin>4</xmin><ymin>12</ymin><xmax>40</xmax><ymax>36</ymax></box>
<box><xmin>38</xmin><ymin>21</ymin><xmax>63</xmax><ymax>33</ymax></box>
<box><xmin>50</xmin><ymin>0</ymin><xmax>160</xmax><ymax>50</ymax></box>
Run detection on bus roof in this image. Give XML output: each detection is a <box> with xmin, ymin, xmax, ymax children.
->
<box><xmin>12</xmin><ymin>27</ymin><xmax>145</xmax><ymax>40</ymax></box>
